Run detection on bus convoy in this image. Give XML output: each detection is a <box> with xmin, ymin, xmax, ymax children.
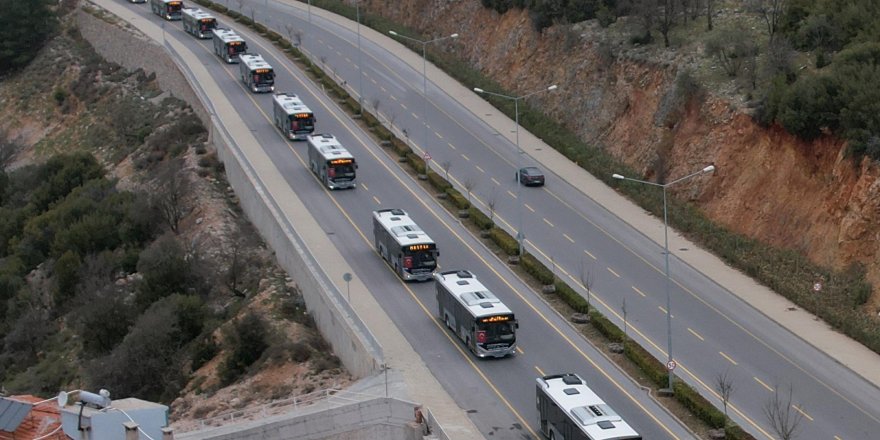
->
<box><xmin>150</xmin><ymin>0</ymin><xmax>183</xmax><ymax>20</ymax></box>
<box><xmin>537</xmin><ymin>374</ymin><xmax>642</xmax><ymax>440</ymax></box>
<box><xmin>181</xmin><ymin>8</ymin><xmax>217</xmax><ymax>39</ymax></box>
<box><xmin>273</xmin><ymin>93</ymin><xmax>316</xmax><ymax>141</ymax></box>
<box><xmin>132</xmin><ymin>3</ymin><xmax>642</xmax><ymax>437</ymax></box>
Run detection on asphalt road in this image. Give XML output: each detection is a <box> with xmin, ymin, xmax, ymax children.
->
<box><xmin>118</xmin><ymin>1</ymin><xmax>880</xmax><ymax>439</ymax></box>
<box><xmin>112</xmin><ymin>2</ymin><xmax>700</xmax><ymax>439</ymax></box>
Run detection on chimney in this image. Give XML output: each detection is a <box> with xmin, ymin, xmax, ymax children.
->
<box><xmin>162</xmin><ymin>427</ymin><xmax>175</xmax><ymax>440</ymax></box>
<box><xmin>123</xmin><ymin>421</ymin><xmax>139</xmax><ymax>440</ymax></box>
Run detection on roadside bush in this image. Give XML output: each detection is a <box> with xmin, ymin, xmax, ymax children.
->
<box><xmin>254</xmin><ymin>23</ymin><xmax>268</xmax><ymax>35</ymax></box>
<box><xmin>219</xmin><ymin>311</ymin><xmax>269</xmax><ymax>385</ymax></box>
<box><xmin>426</xmin><ymin>171</ymin><xmax>450</xmax><ymax>192</ymax></box>
<box><xmin>445</xmin><ymin>187</ymin><xmax>469</xmax><ymax>210</ymax></box>
<box><xmin>777</xmin><ymin>74</ymin><xmax>841</xmax><ymax>140</ymax></box>
<box><xmin>406</xmin><ymin>152</ymin><xmax>426</xmax><ymax>175</ymax></box>
<box><xmin>53</xmin><ymin>250</ymin><xmax>81</xmax><ymax>306</ymax></box>
<box><xmin>469</xmin><ymin>206</ymin><xmax>493</xmax><ymax>230</ymax></box>
<box><xmin>266</xmin><ymin>31</ymin><xmax>282</xmax><ymax>42</ymax></box>
<box><xmin>673</xmin><ymin>381</ymin><xmax>726</xmax><ymax>429</ymax></box>
<box><xmin>554</xmin><ymin>281</ymin><xmax>589</xmax><ymax>313</ymax></box>
<box><xmin>390</xmin><ymin>138</ymin><xmax>411</xmax><ymax>157</ymax></box>
<box><xmin>521</xmin><ymin>254</ymin><xmax>554</xmax><ymax>285</ymax></box>
<box><xmin>589</xmin><ymin>311</ymin><xmax>624</xmax><ymax>342</ymax></box>
<box><xmin>488</xmin><ymin>227</ymin><xmax>518</xmax><ymax>256</ymax></box>
<box><xmin>623</xmin><ymin>340</ymin><xmax>667</xmax><ymax>388</ymax></box>
<box><xmin>135</xmin><ymin>234</ymin><xmax>191</xmax><ymax>310</ymax></box>
<box><xmin>76</xmin><ymin>286</ymin><xmax>137</xmax><ymax>355</ymax></box>
<box><xmin>191</xmin><ymin>334</ymin><xmax>218</xmax><ymax>371</ymax></box>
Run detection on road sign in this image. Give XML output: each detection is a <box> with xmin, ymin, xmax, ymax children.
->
<box><xmin>423</xmin><ymin>152</ymin><xmax>432</xmax><ymax>161</ymax></box>
<box><xmin>666</xmin><ymin>360</ymin><xmax>677</xmax><ymax>371</ymax></box>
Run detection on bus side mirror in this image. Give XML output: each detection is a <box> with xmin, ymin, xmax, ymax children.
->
<box><xmin>355</xmin><ymin>164</ymin><xmax>359</xmax><ymax>169</ymax></box>
<box><xmin>515</xmin><ymin>322</ymin><xmax>519</xmax><ymax>329</ymax></box>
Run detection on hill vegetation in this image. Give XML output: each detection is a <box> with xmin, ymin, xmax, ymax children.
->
<box><xmin>0</xmin><ymin>7</ymin><xmax>349</xmax><ymax>413</ymax></box>
<box><xmin>478</xmin><ymin>0</ymin><xmax>880</xmax><ymax>161</ymax></box>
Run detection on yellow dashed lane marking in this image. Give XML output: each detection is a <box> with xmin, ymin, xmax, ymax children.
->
<box><xmin>461</xmin><ymin>154</ymin><xmax>470</xmax><ymax>161</ymax></box>
<box><xmin>372</xmin><ymin>196</ymin><xmax>381</xmax><ymax>204</ymax></box>
<box><xmin>524</xmin><ymin>204</ymin><xmax>535</xmax><ymax>213</ymax></box>
<box><xmin>720</xmin><ymin>351</ymin><xmax>737</xmax><ymax>365</ymax></box>
<box><xmin>563</xmin><ymin>233</ymin><xmax>575</xmax><ymax>243</ymax></box>
<box><xmin>535</xmin><ymin>366</ymin><xmax>545</xmax><ymax>376</ymax></box>
<box><xmin>475</xmin><ymin>165</ymin><xmax>485</xmax><ymax>173</ymax></box>
<box><xmin>543</xmin><ymin>218</ymin><xmax>554</xmax><ymax>227</ymax></box>
<box><xmin>491</xmin><ymin>177</ymin><xmax>500</xmax><ymax>186</ymax></box>
<box><xmin>632</xmin><ymin>286</ymin><xmax>647</xmax><ymax>298</ymax></box>
<box><xmin>607</xmin><ymin>267</ymin><xmax>620</xmax><ymax>278</ymax></box>
<box><xmin>793</xmin><ymin>405</ymin><xmax>813</xmax><ymax>421</ymax></box>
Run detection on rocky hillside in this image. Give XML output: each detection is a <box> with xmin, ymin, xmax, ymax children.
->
<box><xmin>360</xmin><ymin>0</ymin><xmax>880</xmax><ymax>311</ymax></box>
<box><xmin>0</xmin><ymin>12</ymin><xmax>350</xmax><ymax>424</ymax></box>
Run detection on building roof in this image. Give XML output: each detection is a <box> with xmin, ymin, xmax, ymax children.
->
<box><xmin>0</xmin><ymin>395</ymin><xmax>66</xmax><ymax>440</ymax></box>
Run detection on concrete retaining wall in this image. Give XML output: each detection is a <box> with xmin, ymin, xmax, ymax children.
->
<box><xmin>177</xmin><ymin>398</ymin><xmax>422</xmax><ymax>440</ymax></box>
<box><xmin>76</xmin><ymin>5</ymin><xmax>382</xmax><ymax>379</ymax></box>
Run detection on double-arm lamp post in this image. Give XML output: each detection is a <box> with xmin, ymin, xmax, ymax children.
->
<box><xmin>472</xmin><ymin>85</ymin><xmax>558</xmax><ymax>257</ymax></box>
<box><xmin>612</xmin><ymin>164</ymin><xmax>715</xmax><ymax>393</ymax></box>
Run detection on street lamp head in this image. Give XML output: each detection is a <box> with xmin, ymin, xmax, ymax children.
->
<box><xmin>473</xmin><ymin>87</ymin><xmax>485</xmax><ymax>93</ymax></box>
<box><xmin>450</xmin><ymin>33</ymin><xmax>459</xmax><ymax>38</ymax></box>
<box><xmin>388</xmin><ymin>30</ymin><xmax>398</xmax><ymax>36</ymax></box>
<box><xmin>702</xmin><ymin>165</ymin><xmax>716</xmax><ymax>173</ymax></box>
<box><xmin>612</xmin><ymin>173</ymin><xmax>625</xmax><ymax>180</ymax></box>
<box><xmin>547</xmin><ymin>85</ymin><xmax>558</xmax><ymax>91</ymax></box>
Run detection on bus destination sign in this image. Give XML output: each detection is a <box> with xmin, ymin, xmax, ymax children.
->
<box><xmin>255</xmin><ymin>68</ymin><xmax>271</xmax><ymax>74</ymax></box>
<box><xmin>408</xmin><ymin>244</ymin><xmax>433</xmax><ymax>252</ymax></box>
<box><xmin>480</xmin><ymin>315</ymin><xmax>512</xmax><ymax>323</ymax></box>
<box><xmin>294</xmin><ymin>113</ymin><xmax>312</xmax><ymax>119</ymax></box>
<box><xmin>330</xmin><ymin>159</ymin><xmax>353</xmax><ymax>165</ymax></box>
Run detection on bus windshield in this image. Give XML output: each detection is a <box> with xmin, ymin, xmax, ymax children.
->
<box><xmin>404</xmin><ymin>248</ymin><xmax>437</xmax><ymax>269</ymax></box>
<box><xmin>253</xmin><ymin>71</ymin><xmax>274</xmax><ymax>85</ymax></box>
<box><xmin>292</xmin><ymin>115</ymin><xmax>315</xmax><ymax>133</ymax></box>
<box><xmin>200</xmin><ymin>19</ymin><xmax>216</xmax><ymax>32</ymax></box>
<box><xmin>478</xmin><ymin>319</ymin><xmax>516</xmax><ymax>341</ymax></box>
<box><xmin>168</xmin><ymin>2</ymin><xmax>182</xmax><ymax>12</ymax></box>
<box><xmin>327</xmin><ymin>160</ymin><xmax>355</xmax><ymax>180</ymax></box>
<box><xmin>227</xmin><ymin>43</ymin><xmax>246</xmax><ymax>56</ymax></box>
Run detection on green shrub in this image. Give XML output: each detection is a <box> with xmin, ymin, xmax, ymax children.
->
<box><xmin>53</xmin><ymin>250</ymin><xmax>81</xmax><ymax>306</ymax></box>
<box><xmin>488</xmin><ymin>227</ymin><xmax>518</xmax><ymax>256</ymax></box>
<box><xmin>406</xmin><ymin>152</ymin><xmax>426</xmax><ymax>174</ymax></box>
<box><xmin>589</xmin><ymin>311</ymin><xmax>624</xmax><ymax>342</ymax></box>
<box><xmin>445</xmin><ymin>188</ymin><xmax>469</xmax><ymax>210</ymax></box>
<box><xmin>426</xmin><ymin>171</ymin><xmax>451</xmax><ymax>192</ymax></box>
<box><xmin>470</xmin><ymin>206</ymin><xmax>493</xmax><ymax>230</ymax></box>
<box><xmin>555</xmin><ymin>281</ymin><xmax>589</xmax><ymax>313</ymax></box>
<box><xmin>214</xmin><ymin>4</ymin><xmax>228</xmax><ymax>13</ymax></box>
<box><xmin>191</xmin><ymin>334</ymin><xmax>218</xmax><ymax>371</ymax></box>
<box><xmin>219</xmin><ymin>311</ymin><xmax>269</xmax><ymax>385</ymax></box>
<box><xmin>226</xmin><ymin>10</ymin><xmax>241</xmax><ymax>19</ymax></box>
<box><xmin>192</xmin><ymin>0</ymin><xmax>210</xmax><ymax>6</ymax></box>
<box><xmin>236</xmin><ymin>15</ymin><xmax>254</xmax><ymax>26</ymax></box>
<box><xmin>391</xmin><ymin>139</ymin><xmax>412</xmax><ymax>157</ymax></box>
<box><xmin>253</xmin><ymin>23</ymin><xmax>268</xmax><ymax>34</ymax></box>
<box><xmin>673</xmin><ymin>381</ymin><xmax>726</xmax><ymax>429</ymax></box>
<box><xmin>266</xmin><ymin>30</ymin><xmax>282</xmax><ymax>42</ymax></box>
<box><xmin>624</xmin><ymin>340</ymin><xmax>667</xmax><ymax>388</ymax></box>
<box><xmin>521</xmin><ymin>253</ymin><xmax>554</xmax><ymax>285</ymax></box>
<box><xmin>362</xmin><ymin>111</ymin><xmax>380</xmax><ymax>128</ymax></box>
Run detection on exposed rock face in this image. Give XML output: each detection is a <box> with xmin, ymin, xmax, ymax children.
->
<box><xmin>362</xmin><ymin>0</ymin><xmax>880</xmax><ymax>307</ymax></box>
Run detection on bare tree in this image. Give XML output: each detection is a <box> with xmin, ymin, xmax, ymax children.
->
<box><xmin>463</xmin><ymin>178</ymin><xmax>477</xmax><ymax>207</ymax></box>
<box><xmin>659</xmin><ymin>0</ymin><xmax>676</xmax><ymax>47</ymax></box>
<box><xmin>705</xmin><ymin>28</ymin><xmax>757</xmax><ymax>77</ymax></box>
<box><xmin>152</xmin><ymin>159</ymin><xmax>190</xmax><ymax>234</ymax></box>
<box><xmin>747</xmin><ymin>0</ymin><xmax>787</xmax><ymax>42</ymax></box>
<box><xmin>441</xmin><ymin>160</ymin><xmax>452</xmax><ymax>183</ymax></box>
<box><xmin>763</xmin><ymin>383</ymin><xmax>804</xmax><ymax>440</ymax></box>
<box><xmin>283</xmin><ymin>23</ymin><xmax>301</xmax><ymax>47</ymax></box>
<box><xmin>714</xmin><ymin>369</ymin><xmax>735</xmax><ymax>425</ymax></box>
<box><xmin>0</xmin><ymin>131</ymin><xmax>23</xmax><ymax>168</ymax></box>
<box><xmin>235</xmin><ymin>0</ymin><xmax>244</xmax><ymax>14</ymax></box>
<box><xmin>706</xmin><ymin>0</ymin><xmax>714</xmax><ymax>31</ymax></box>
<box><xmin>371</xmin><ymin>98</ymin><xmax>381</xmax><ymax>115</ymax></box>
<box><xmin>225</xmin><ymin>235</ymin><xmax>248</xmax><ymax>298</ymax></box>
<box><xmin>579</xmin><ymin>258</ymin><xmax>595</xmax><ymax>313</ymax></box>
<box><xmin>486</xmin><ymin>190</ymin><xmax>499</xmax><ymax>225</ymax></box>
<box><xmin>633</xmin><ymin>0</ymin><xmax>656</xmax><ymax>43</ymax></box>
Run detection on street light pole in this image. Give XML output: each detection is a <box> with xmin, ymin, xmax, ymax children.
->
<box><xmin>388</xmin><ymin>30</ymin><xmax>459</xmax><ymax>162</ymax></box>
<box><xmin>356</xmin><ymin>1</ymin><xmax>363</xmax><ymax>115</ymax></box>
<box><xmin>473</xmin><ymin>85</ymin><xmax>558</xmax><ymax>257</ymax></box>
<box><xmin>612</xmin><ymin>164</ymin><xmax>715</xmax><ymax>393</ymax></box>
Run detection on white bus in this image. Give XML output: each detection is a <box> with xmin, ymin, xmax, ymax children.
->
<box><xmin>306</xmin><ymin>134</ymin><xmax>356</xmax><ymax>189</ymax></box>
<box><xmin>150</xmin><ymin>0</ymin><xmax>183</xmax><ymax>20</ymax></box>
<box><xmin>536</xmin><ymin>373</ymin><xmax>642</xmax><ymax>440</ymax></box>
<box><xmin>372</xmin><ymin>209</ymin><xmax>438</xmax><ymax>281</ymax></box>
<box><xmin>212</xmin><ymin>28</ymin><xmax>247</xmax><ymax>64</ymax></box>
<box><xmin>181</xmin><ymin>8</ymin><xmax>216</xmax><ymax>39</ymax></box>
<box><xmin>239</xmin><ymin>54</ymin><xmax>275</xmax><ymax>93</ymax></box>
<box><xmin>273</xmin><ymin>93</ymin><xmax>316</xmax><ymax>141</ymax></box>
<box><xmin>435</xmin><ymin>270</ymin><xmax>517</xmax><ymax>358</ymax></box>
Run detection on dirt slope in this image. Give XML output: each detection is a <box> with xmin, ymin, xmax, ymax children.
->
<box><xmin>361</xmin><ymin>0</ymin><xmax>880</xmax><ymax>311</ymax></box>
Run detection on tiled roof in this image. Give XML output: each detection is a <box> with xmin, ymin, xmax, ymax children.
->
<box><xmin>0</xmin><ymin>395</ymin><xmax>67</xmax><ymax>440</ymax></box>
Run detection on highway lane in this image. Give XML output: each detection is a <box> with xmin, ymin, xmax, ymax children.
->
<box><xmin>223</xmin><ymin>2</ymin><xmax>880</xmax><ymax>439</ymax></box>
<box><xmin>116</xmin><ymin>2</ymin><xmax>696</xmax><ymax>439</ymax></box>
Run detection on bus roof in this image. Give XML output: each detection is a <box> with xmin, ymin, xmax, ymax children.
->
<box><xmin>182</xmin><ymin>8</ymin><xmax>215</xmax><ymax>21</ymax></box>
<box><xmin>373</xmin><ymin>209</ymin><xmax>435</xmax><ymax>247</ymax></box>
<box><xmin>435</xmin><ymin>270</ymin><xmax>513</xmax><ymax>318</ymax></box>
<box><xmin>307</xmin><ymin>134</ymin><xmax>353</xmax><ymax>162</ymax></box>
<box><xmin>240</xmin><ymin>54</ymin><xmax>272</xmax><ymax>71</ymax></box>
<box><xmin>536</xmin><ymin>374</ymin><xmax>640</xmax><ymax>440</ymax></box>
<box><xmin>212</xmin><ymin>28</ymin><xmax>245</xmax><ymax>44</ymax></box>
<box><xmin>274</xmin><ymin>93</ymin><xmax>313</xmax><ymax>116</ymax></box>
